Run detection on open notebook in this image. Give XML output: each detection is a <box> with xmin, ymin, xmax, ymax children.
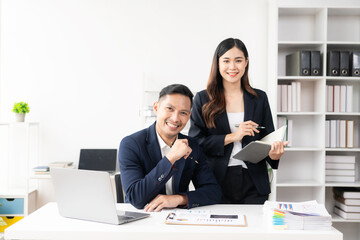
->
<box><xmin>233</xmin><ymin>125</ymin><xmax>287</xmax><ymax>164</ymax></box>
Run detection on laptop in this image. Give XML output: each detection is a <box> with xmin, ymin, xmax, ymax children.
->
<box><xmin>51</xmin><ymin>168</ymin><xmax>150</xmax><ymax>224</ymax></box>
<box><xmin>78</xmin><ymin>149</ymin><xmax>117</xmax><ymax>173</ymax></box>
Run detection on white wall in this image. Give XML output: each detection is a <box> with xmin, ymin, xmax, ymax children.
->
<box><xmin>0</xmin><ymin>0</ymin><xmax>270</xmax><ymax>206</ymax></box>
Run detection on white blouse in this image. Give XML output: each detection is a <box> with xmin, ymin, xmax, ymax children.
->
<box><xmin>227</xmin><ymin>112</ymin><xmax>247</xmax><ymax>168</ymax></box>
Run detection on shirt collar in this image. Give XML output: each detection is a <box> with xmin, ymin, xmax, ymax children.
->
<box><xmin>156</xmin><ymin>130</ymin><xmax>177</xmax><ymax>150</ymax></box>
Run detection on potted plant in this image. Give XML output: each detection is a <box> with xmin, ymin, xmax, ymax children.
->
<box><xmin>12</xmin><ymin>102</ymin><xmax>30</xmax><ymax>122</ymax></box>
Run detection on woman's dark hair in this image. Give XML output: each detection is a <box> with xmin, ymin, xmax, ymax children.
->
<box><xmin>202</xmin><ymin>38</ymin><xmax>257</xmax><ymax>128</ymax></box>
<box><xmin>159</xmin><ymin>84</ymin><xmax>194</xmax><ymax>107</ymax></box>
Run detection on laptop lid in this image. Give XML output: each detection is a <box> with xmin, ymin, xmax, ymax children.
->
<box><xmin>51</xmin><ymin>168</ymin><xmax>149</xmax><ymax>225</ymax></box>
<box><xmin>78</xmin><ymin>149</ymin><xmax>117</xmax><ymax>172</ymax></box>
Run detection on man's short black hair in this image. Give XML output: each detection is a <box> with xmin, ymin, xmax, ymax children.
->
<box><xmin>158</xmin><ymin>84</ymin><xmax>193</xmax><ymax>107</ymax></box>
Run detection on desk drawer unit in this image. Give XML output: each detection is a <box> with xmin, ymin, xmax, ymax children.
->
<box><xmin>0</xmin><ymin>216</ymin><xmax>23</xmax><ymax>232</ymax></box>
<box><xmin>0</xmin><ymin>198</ymin><xmax>24</xmax><ymax>215</ymax></box>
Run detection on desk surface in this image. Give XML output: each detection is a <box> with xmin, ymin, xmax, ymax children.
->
<box><xmin>5</xmin><ymin>202</ymin><xmax>342</xmax><ymax>240</ymax></box>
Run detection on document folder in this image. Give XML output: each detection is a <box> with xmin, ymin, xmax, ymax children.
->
<box><xmin>340</xmin><ymin>51</ymin><xmax>350</xmax><ymax>76</ymax></box>
<box><xmin>233</xmin><ymin>125</ymin><xmax>287</xmax><ymax>164</ymax></box>
<box><xmin>310</xmin><ymin>51</ymin><xmax>321</xmax><ymax>76</ymax></box>
<box><xmin>286</xmin><ymin>51</ymin><xmax>311</xmax><ymax>76</ymax></box>
<box><xmin>350</xmin><ymin>51</ymin><xmax>360</xmax><ymax>76</ymax></box>
<box><xmin>327</xmin><ymin>51</ymin><xmax>340</xmax><ymax>76</ymax></box>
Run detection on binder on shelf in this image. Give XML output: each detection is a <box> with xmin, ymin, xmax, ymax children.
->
<box><xmin>340</xmin><ymin>51</ymin><xmax>350</xmax><ymax>76</ymax></box>
<box><xmin>286</xmin><ymin>51</ymin><xmax>311</xmax><ymax>76</ymax></box>
<box><xmin>350</xmin><ymin>51</ymin><xmax>360</xmax><ymax>76</ymax></box>
<box><xmin>310</xmin><ymin>50</ymin><xmax>321</xmax><ymax>76</ymax></box>
<box><xmin>327</xmin><ymin>51</ymin><xmax>340</xmax><ymax>76</ymax></box>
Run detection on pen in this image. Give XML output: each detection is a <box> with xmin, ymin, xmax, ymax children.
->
<box><xmin>189</xmin><ymin>156</ymin><xmax>199</xmax><ymax>164</ymax></box>
<box><xmin>234</xmin><ymin>124</ymin><xmax>266</xmax><ymax>129</ymax></box>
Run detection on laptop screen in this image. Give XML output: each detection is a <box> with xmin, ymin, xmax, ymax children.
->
<box><xmin>79</xmin><ymin>149</ymin><xmax>117</xmax><ymax>172</ymax></box>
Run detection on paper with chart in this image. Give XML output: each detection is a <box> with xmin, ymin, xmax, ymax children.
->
<box><xmin>164</xmin><ymin>209</ymin><xmax>247</xmax><ymax>227</ymax></box>
<box><xmin>233</xmin><ymin>125</ymin><xmax>287</xmax><ymax>164</ymax></box>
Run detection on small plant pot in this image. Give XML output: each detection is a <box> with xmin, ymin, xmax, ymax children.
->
<box><xmin>15</xmin><ymin>113</ymin><xmax>26</xmax><ymax>122</ymax></box>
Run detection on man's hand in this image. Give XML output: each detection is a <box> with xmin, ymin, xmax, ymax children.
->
<box><xmin>166</xmin><ymin>139</ymin><xmax>192</xmax><ymax>165</ymax></box>
<box><xmin>144</xmin><ymin>194</ymin><xmax>188</xmax><ymax>212</ymax></box>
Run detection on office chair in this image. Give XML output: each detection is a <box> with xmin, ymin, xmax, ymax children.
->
<box><xmin>114</xmin><ymin>173</ymin><xmax>124</xmax><ymax>203</ymax></box>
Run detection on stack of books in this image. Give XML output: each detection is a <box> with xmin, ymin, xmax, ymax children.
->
<box><xmin>32</xmin><ymin>166</ymin><xmax>50</xmax><ymax>175</ymax></box>
<box><xmin>325</xmin><ymin>155</ymin><xmax>356</xmax><ymax>182</ymax></box>
<box><xmin>333</xmin><ymin>187</ymin><xmax>360</xmax><ymax>220</ymax></box>
<box><xmin>263</xmin><ymin>200</ymin><xmax>332</xmax><ymax>230</ymax></box>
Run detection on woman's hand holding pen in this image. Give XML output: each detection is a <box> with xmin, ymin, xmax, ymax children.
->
<box><xmin>166</xmin><ymin>139</ymin><xmax>192</xmax><ymax>165</ymax></box>
<box><xmin>224</xmin><ymin>120</ymin><xmax>259</xmax><ymax>146</ymax></box>
<box><xmin>269</xmin><ymin>141</ymin><xmax>289</xmax><ymax>160</ymax></box>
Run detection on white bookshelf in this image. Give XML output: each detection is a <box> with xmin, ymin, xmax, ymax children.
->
<box><xmin>269</xmin><ymin>1</ymin><xmax>360</xmax><ymax>239</ymax></box>
<box><xmin>0</xmin><ymin>123</ymin><xmax>40</xmax><ymax>233</ymax></box>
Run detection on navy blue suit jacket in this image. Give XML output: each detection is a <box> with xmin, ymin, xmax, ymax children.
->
<box><xmin>119</xmin><ymin>123</ymin><xmax>221</xmax><ymax>209</ymax></box>
<box><xmin>189</xmin><ymin>89</ymin><xmax>279</xmax><ymax>196</ymax></box>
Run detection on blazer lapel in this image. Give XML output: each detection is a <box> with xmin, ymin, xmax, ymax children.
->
<box><xmin>172</xmin><ymin>134</ymin><xmax>186</xmax><ymax>193</ymax></box>
<box><xmin>146</xmin><ymin>123</ymin><xmax>162</xmax><ymax>167</ymax></box>
<box><xmin>217</xmin><ymin>111</ymin><xmax>231</xmax><ymax>134</ymax></box>
<box><xmin>243</xmin><ymin>90</ymin><xmax>255</xmax><ymax>122</ymax></box>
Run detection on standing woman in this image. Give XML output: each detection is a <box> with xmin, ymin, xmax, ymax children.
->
<box><xmin>189</xmin><ymin>38</ymin><xmax>287</xmax><ymax>204</ymax></box>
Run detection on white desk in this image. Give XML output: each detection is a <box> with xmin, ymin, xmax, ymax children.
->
<box><xmin>5</xmin><ymin>202</ymin><xmax>342</xmax><ymax>240</ymax></box>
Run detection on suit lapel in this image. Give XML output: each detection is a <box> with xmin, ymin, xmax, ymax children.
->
<box><xmin>146</xmin><ymin>123</ymin><xmax>162</xmax><ymax>167</ymax></box>
<box><xmin>243</xmin><ymin>90</ymin><xmax>255</xmax><ymax>122</ymax></box>
<box><xmin>217</xmin><ymin>111</ymin><xmax>231</xmax><ymax>134</ymax></box>
<box><xmin>172</xmin><ymin>134</ymin><xmax>186</xmax><ymax>193</ymax></box>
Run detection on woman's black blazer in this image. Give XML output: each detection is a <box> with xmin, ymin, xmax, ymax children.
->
<box><xmin>189</xmin><ymin>89</ymin><xmax>279</xmax><ymax>195</ymax></box>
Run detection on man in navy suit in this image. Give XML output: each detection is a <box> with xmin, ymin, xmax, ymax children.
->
<box><xmin>119</xmin><ymin>84</ymin><xmax>221</xmax><ymax>212</ymax></box>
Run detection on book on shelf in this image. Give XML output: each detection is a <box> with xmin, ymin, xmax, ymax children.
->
<box><xmin>326</xmin><ymin>84</ymin><xmax>353</xmax><ymax>113</ymax></box>
<box><xmin>334</xmin><ymin>194</ymin><xmax>360</xmax><ymax>206</ymax></box>
<box><xmin>325</xmin><ymin>162</ymin><xmax>355</xmax><ymax>170</ymax></box>
<box><xmin>49</xmin><ymin>161</ymin><xmax>74</xmax><ymax>168</ymax></box>
<box><xmin>263</xmin><ymin>200</ymin><xmax>332</xmax><ymax>231</ymax></box>
<box><xmin>325</xmin><ymin>120</ymin><xmax>354</xmax><ymax>148</ymax></box>
<box><xmin>333</xmin><ymin>187</ymin><xmax>360</xmax><ymax>199</ymax></box>
<box><xmin>334</xmin><ymin>207</ymin><xmax>360</xmax><ymax>220</ymax></box>
<box><xmin>326</xmin><ymin>85</ymin><xmax>333</xmax><ymax>112</ymax></box>
<box><xmin>233</xmin><ymin>125</ymin><xmax>286</xmax><ymax>164</ymax></box>
<box><xmin>325</xmin><ymin>175</ymin><xmax>355</xmax><ymax>182</ymax></box>
<box><xmin>325</xmin><ymin>169</ymin><xmax>355</xmax><ymax>176</ymax></box>
<box><xmin>32</xmin><ymin>166</ymin><xmax>50</xmax><ymax>172</ymax></box>
<box><xmin>335</xmin><ymin>201</ymin><xmax>360</xmax><ymax>213</ymax></box>
<box><xmin>325</xmin><ymin>155</ymin><xmax>355</xmax><ymax>163</ymax></box>
<box><xmin>278</xmin><ymin>83</ymin><xmax>301</xmax><ymax>112</ymax></box>
<box><xmin>277</xmin><ymin>117</ymin><xmax>292</xmax><ymax>147</ymax></box>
